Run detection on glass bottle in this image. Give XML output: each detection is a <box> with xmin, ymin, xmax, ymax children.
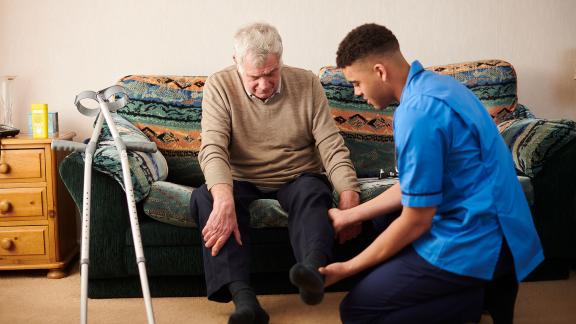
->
<box><xmin>1</xmin><ymin>76</ymin><xmax>16</xmax><ymax>126</ymax></box>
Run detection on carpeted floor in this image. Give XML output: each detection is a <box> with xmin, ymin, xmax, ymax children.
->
<box><xmin>1</xmin><ymin>265</ymin><xmax>575</xmax><ymax>324</ymax></box>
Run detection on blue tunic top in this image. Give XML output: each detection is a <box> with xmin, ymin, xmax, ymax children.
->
<box><xmin>394</xmin><ymin>61</ymin><xmax>544</xmax><ymax>281</ymax></box>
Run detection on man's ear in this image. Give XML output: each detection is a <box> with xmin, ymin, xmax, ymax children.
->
<box><xmin>373</xmin><ymin>64</ymin><xmax>387</xmax><ymax>82</ymax></box>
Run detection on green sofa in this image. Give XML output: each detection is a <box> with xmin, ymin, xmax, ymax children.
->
<box><xmin>59</xmin><ymin>59</ymin><xmax>576</xmax><ymax>298</ymax></box>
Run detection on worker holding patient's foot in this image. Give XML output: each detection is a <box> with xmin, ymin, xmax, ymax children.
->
<box><xmin>319</xmin><ymin>23</ymin><xmax>544</xmax><ymax>324</ymax></box>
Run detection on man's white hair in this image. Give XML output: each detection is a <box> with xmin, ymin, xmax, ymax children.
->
<box><xmin>234</xmin><ymin>22</ymin><xmax>283</xmax><ymax>71</ymax></box>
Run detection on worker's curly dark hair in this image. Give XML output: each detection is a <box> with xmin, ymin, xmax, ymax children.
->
<box><xmin>336</xmin><ymin>23</ymin><xmax>399</xmax><ymax>68</ymax></box>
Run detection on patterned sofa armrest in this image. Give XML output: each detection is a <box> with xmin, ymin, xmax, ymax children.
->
<box><xmin>498</xmin><ymin>117</ymin><xmax>576</xmax><ymax>178</ymax></box>
<box><xmin>87</xmin><ymin>113</ymin><xmax>168</xmax><ymax>202</ymax></box>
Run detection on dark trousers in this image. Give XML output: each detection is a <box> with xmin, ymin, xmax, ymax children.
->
<box><xmin>340</xmin><ymin>213</ymin><xmax>517</xmax><ymax>324</ymax></box>
<box><xmin>190</xmin><ymin>173</ymin><xmax>334</xmax><ymax>302</ymax></box>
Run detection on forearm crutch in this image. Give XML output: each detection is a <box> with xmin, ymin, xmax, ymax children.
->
<box><xmin>52</xmin><ymin>85</ymin><xmax>157</xmax><ymax>324</ymax></box>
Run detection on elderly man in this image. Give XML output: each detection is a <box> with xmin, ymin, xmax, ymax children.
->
<box><xmin>190</xmin><ymin>22</ymin><xmax>360</xmax><ymax>324</ymax></box>
<box><xmin>319</xmin><ymin>23</ymin><xmax>544</xmax><ymax>324</ymax></box>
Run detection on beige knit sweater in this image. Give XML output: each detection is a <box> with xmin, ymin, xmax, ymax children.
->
<box><xmin>199</xmin><ymin>65</ymin><xmax>359</xmax><ymax>194</ymax></box>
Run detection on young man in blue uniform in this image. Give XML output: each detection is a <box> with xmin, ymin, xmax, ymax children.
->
<box><xmin>319</xmin><ymin>23</ymin><xmax>544</xmax><ymax>324</ymax></box>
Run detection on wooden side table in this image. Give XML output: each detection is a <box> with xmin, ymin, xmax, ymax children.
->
<box><xmin>0</xmin><ymin>132</ymin><xmax>79</xmax><ymax>278</ymax></box>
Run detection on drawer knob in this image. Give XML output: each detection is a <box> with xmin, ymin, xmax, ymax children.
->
<box><xmin>0</xmin><ymin>163</ymin><xmax>9</xmax><ymax>174</ymax></box>
<box><xmin>1</xmin><ymin>238</ymin><xmax>13</xmax><ymax>250</ymax></box>
<box><xmin>0</xmin><ymin>200</ymin><xmax>11</xmax><ymax>213</ymax></box>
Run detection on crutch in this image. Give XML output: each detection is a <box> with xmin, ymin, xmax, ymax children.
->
<box><xmin>52</xmin><ymin>85</ymin><xmax>157</xmax><ymax>324</ymax></box>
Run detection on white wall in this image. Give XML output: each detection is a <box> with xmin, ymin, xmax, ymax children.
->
<box><xmin>1</xmin><ymin>0</ymin><xmax>575</xmax><ymax>140</ymax></box>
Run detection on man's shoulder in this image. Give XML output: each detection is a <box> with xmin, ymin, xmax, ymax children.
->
<box><xmin>204</xmin><ymin>66</ymin><xmax>243</xmax><ymax>96</ymax></box>
<box><xmin>415</xmin><ymin>70</ymin><xmax>470</xmax><ymax>98</ymax></box>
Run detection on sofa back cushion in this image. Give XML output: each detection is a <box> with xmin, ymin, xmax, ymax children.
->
<box><xmin>117</xmin><ymin>75</ymin><xmax>206</xmax><ymax>186</ymax></box>
<box><xmin>319</xmin><ymin>59</ymin><xmax>519</xmax><ymax>177</ymax></box>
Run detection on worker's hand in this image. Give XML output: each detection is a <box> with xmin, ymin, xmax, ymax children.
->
<box><xmin>328</xmin><ymin>208</ymin><xmax>350</xmax><ymax>234</ymax></box>
<box><xmin>319</xmin><ymin>262</ymin><xmax>352</xmax><ymax>287</ymax></box>
<box><xmin>202</xmin><ymin>184</ymin><xmax>242</xmax><ymax>256</ymax></box>
<box><xmin>336</xmin><ymin>191</ymin><xmax>361</xmax><ymax>244</ymax></box>
<box><xmin>329</xmin><ymin>207</ymin><xmax>361</xmax><ymax>244</ymax></box>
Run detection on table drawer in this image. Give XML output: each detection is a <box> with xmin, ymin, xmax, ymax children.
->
<box><xmin>0</xmin><ymin>187</ymin><xmax>46</xmax><ymax>221</ymax></box>
<box><xmin>0</xmin><ymin>226</ymin><xmax>48</xmax><ymax>256</ymax></box>
<box><xmin>0</xmin><ymin>149</ymin><xmax>45</xmax><ymax>182</ymax></box>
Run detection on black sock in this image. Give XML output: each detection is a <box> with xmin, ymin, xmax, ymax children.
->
<box><xmin>289</xmin><ymin>250</ymin><xmax>327</xmax><ymax>306</ymax></box>
<box><xmin>304</xmin><ymin>250</ymin><xmax>328</xmax><ymax>270</ymax></box>
<box><xmin>228</xmin><ymin>281</ymin><xmax>269</xmax><ymax>324</ymax></box>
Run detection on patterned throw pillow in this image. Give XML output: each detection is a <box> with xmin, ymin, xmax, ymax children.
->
<box><xmin>87</xmin><ymin>113</ymin><xmax>168</xmax><ymax>202</ymax></box>
<box><xmin>498</xmin><ymin>118</ymin><xmax>576</xmax><ymax>177</ymax></box>
<box><xmin>319</xmin><ymin>59</ymin><xmax>519</xmax><ymax>178</ymax></box>
<box><xmin>117</xmin><ymin>75</ymin><xmax>206</xmax><ymax>187</ymax></box>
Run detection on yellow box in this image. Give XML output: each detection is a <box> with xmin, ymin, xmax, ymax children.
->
<box><xmin>31</xmin><ymin>103</ymin><xmax>48</xmax><ymax>139</ymax></box>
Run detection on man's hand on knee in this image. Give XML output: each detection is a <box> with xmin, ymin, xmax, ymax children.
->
<box><xmin>203</xmin><ymin>184</ymin><xmax>243</xmax><ymax>256</ymax></box>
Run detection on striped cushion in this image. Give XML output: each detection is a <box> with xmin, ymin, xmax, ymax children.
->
<box><xmin>319</xmin><ymin>59</ymin><xmax>520</xmax><ymax>177</ymax></box>
<box><xmin>117</xmin><ymin>75</ymin><xmax>206</xmax><ymax>187</ymax></box>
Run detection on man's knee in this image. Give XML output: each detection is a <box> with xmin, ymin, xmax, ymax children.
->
<box><xmin>190</xmin><ymin>184</ymin><xmax>213</xmax><ymax>225</ymax></box>
<box><xmin>287</xmin><ymin>174</ymin><xmax>332</xmax><ymax>202</ymax></box>
<box><xmin>294</xmin><ymin>173</ymin><xmax>331</xmax><ymax>190</ymax></box>
<box><xmin>339</xmin><ymin>294</ymin><xmax>355</xmax><ymax>318</ymax></box>
<box><xmin>340</xmin><ymin>293</ymin><xmax>379</xmax><ymax>324</ymax></box>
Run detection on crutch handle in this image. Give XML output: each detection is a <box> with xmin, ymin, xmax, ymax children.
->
<box><xmin>51</xmin><ymin>140</ymin><xmax>87</xmax><ymax>152</ymax></box>
<box><xmin>124</xmin><ymin>141</ymin><xmax>158</xmax><ymax>153</ymax></box>
<box><xmin>75</xmin><ymin>86</ymin><xmax>129</xmax><ymax>117</ymax></box>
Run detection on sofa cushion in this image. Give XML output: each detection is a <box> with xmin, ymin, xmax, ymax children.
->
<box><xmin>143</xmin><ymin>181</ymin><xmax>196</xmax><ymax>228</ymax></box>
<box><xmin>142</xmin><ymin>181</ymin><xmax>290</xmax><ymax>228</ymax></box>
<box><xmin>117</xmin><ymin>75</ymin><xmax>206</xmax><ymax>187</ymax></box>
<box><xmin>143</xmin><ymin>177</ymin><xmax>399</xmax><ymax>228</ymax></box>
<box><xmin>517</xmin><ymin>175</ymin><xmax>535</xmax><ymax>207</ymax></box>
<box><xmin>498</xmin><ymin>118</ymin><xmax>576</xmax><ymax>177</ymax></box>
<box><xmin>319</xmin><ymin>59</ymin><xmax>520</xmax><ymax>177</ymax></box>
<box><xmin>86</xmin><ymin>113</ymin><xmax>168</xmax><ymax>202</ymax></box>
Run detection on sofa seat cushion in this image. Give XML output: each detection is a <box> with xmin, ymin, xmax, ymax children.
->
<box><xmin>117</xmin><ymin>75</ymin><xmax>206</xmax><ymax>187</ymax></box>
<box><xmin>142</xmin><ymin>178</ymin><xmax>399</xmax><ymax>228</ymax></box>
<box><xmin>142</xmin><ymin>175</ymin><xmax>534</xmax><ymax>229</ymax></box>
<box><xmin>87</xmin><ymin>113</ymin><xmax>168</xmax><ymax>202</ymax></box>
<box><xmin>143</xmin><ymin>181</ymin><xmax>197</xmax><ymax>228</ymax></box>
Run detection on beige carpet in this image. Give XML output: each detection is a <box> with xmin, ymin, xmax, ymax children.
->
<box><xmin>1</xmin><ymin>265</ymin><xmax>575</xmax><ymax>324</ymax></box>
